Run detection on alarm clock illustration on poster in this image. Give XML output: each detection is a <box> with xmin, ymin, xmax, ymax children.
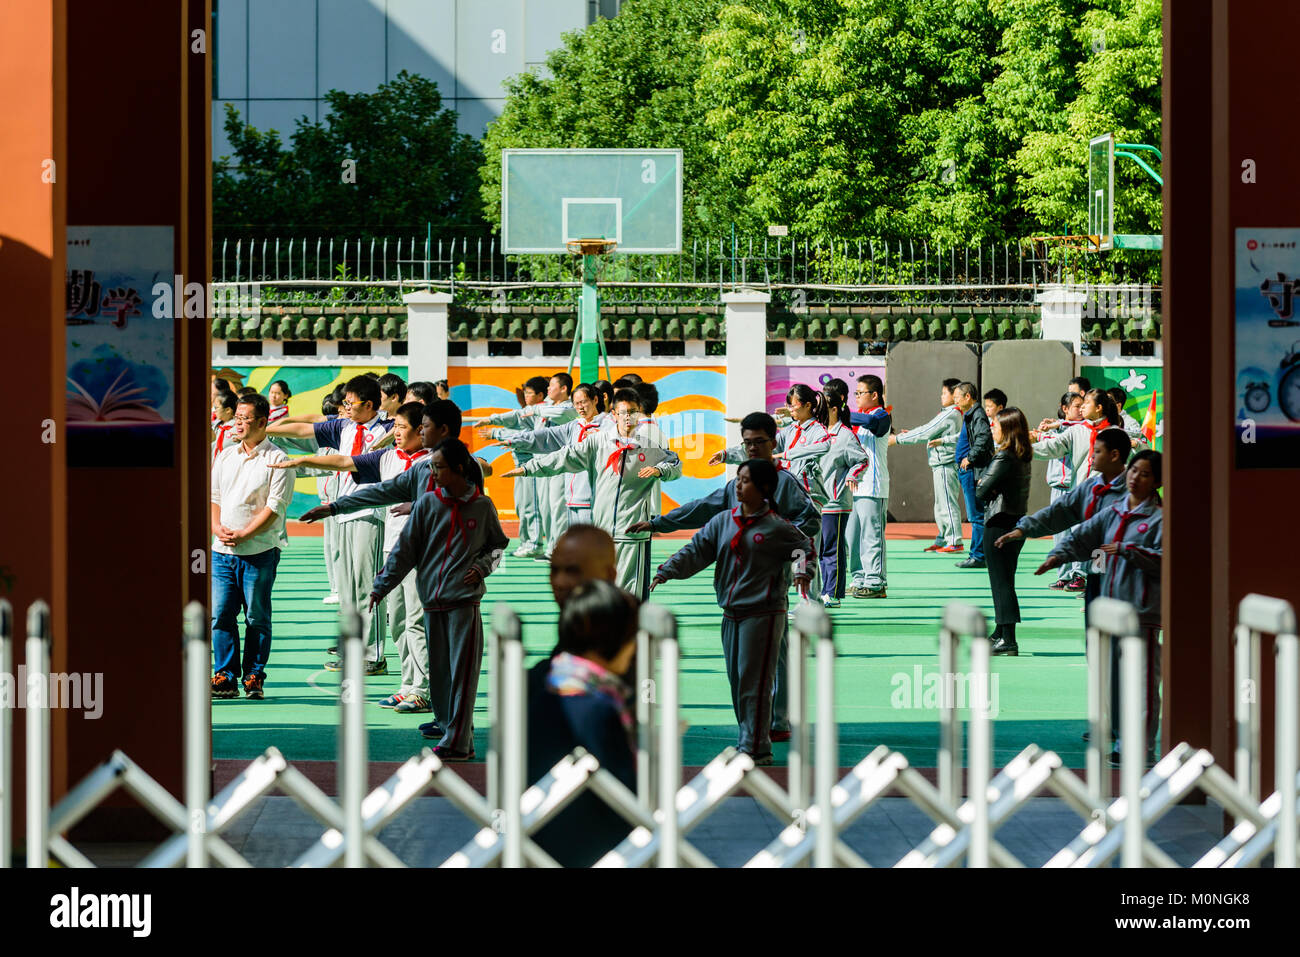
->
<box><xmin>1279</xmin><ymin>341</ymin><xmax>1300</xmax><ymax>422</ymax></box>
<box><xmin>1238</xmin><ymin>366</ymin><xmax>1271</xmax><ymax>416</ymax></box>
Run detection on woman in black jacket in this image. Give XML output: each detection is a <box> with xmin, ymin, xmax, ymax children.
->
<box><xmin>527</xmin><ymin>579</ymin><xmax>638</xmax><ymax>866</ymax></box>
<box><xmin>978</xmin><ymin>408</ymin><xmax>1034</xmax><ymax>655</ymax></box>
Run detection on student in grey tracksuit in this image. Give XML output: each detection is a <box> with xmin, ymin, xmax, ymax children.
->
<box><xmin>504</xmin><ymin>394</ymin><xmax>682</xmax><ymax>601</ymax></box>
<box><xmin>846</xmin><ymin>393</ymin><xmax>892</xmax><ymax>596</ymax></box>
<box><xmin>526</xmin><ymin>389</ymin><xmax>578</xmax><ymax>555</ymax></box>
<box><xmin>891</xmin><ymin>393</ymin><xmax>963</xmax><ymax>550</ymax></box>
<box><xmin>480</xmin><ymin>385</ymin><xmax>549</xmax><ymax>556</ymax></box>
<box><xmin>496</xmin><ymin>409</ymin><xmax>607</xmax><ymax>527</ymax></box>
<box><xmin>652</xmin><ymin>482</ymin><xmax>813</xmax><ymax>762</ymax></box>
<box><xmin>1037</xmin><ymin>450</ymin><xmax>1163</xmax><ymax>757</ymax></box>
<box><xmin>784</xmin><ymin>416</ymin><xmax>869</xmax><ymax>603</ymax></box>
<box><xmin>370</xmin><ymin>442</ymin><xmax>509</xmax><ymax>758</ymax></box>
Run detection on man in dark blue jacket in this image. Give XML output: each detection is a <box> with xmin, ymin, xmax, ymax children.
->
<box><xmin>952</xmin><ymin>382</ymin><xmax>994</xmax><ymax>569</ymax></box>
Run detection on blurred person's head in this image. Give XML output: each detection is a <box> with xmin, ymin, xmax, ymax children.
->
<box><xmin>550</xmin><ymin>525</ymin><xmax>618</xmax><ymax>608</ymax></box>
<box><xmin>554</xmin><ymin>579</ymin><xmax>639</xmax><ymax>677</ymax></box>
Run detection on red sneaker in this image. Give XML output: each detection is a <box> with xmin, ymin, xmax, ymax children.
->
<box><xmin>770</xmin><ymin>729</ymin><xmax>792</xmax><ymax>743</ymax></box>
<box><xmin>922</xmin><ymin>543</ymin><xmax>943</xmax><ymax>552</ymax></box>
<box><xmin>937</xmin><ymin>545</ymin><xmax>965</xmax><ymax>553</ymax></box>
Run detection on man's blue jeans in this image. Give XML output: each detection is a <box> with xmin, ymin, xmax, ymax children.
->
<box><xmin>212</xmin><ymin>548</ymin><xmax>281</xmax><ymax>679</ymax></box>
<box><xmin>958</xmin><ymin>467</ymin><xmax>985</xmax><ymax>562</ymax></box>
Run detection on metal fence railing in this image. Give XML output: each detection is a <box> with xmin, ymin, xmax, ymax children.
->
<box><xmin>4</xmin><ymin>592</ymin><xmax>1290</xmax><ymax>868</ymax></box>
<box><xmin>213</xmin><ymin>232</ymin><xmax>1162</xmax><ymax>311</ymax></box>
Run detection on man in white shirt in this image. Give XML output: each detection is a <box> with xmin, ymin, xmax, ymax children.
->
<box><xmin>211</xmin><ymin>393</ymin><xmax>294</xmax><ymax>700</ymax></box>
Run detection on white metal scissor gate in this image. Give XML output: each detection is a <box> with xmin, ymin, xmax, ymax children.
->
<box><xmin>1</xmin><ymin>592</ymin><xmax>1296</xmax><ymax>867</ymax></box>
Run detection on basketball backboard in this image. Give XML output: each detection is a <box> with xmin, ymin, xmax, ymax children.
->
<box><xmin>501</xmin><ymin>148</ymin><xmax>683</xmax><ymax>254</ymax></box>
<box><xmin>1088</xmin><ymin>134</ymin><xmax>1114</xmax><ymax>251</ymax></box>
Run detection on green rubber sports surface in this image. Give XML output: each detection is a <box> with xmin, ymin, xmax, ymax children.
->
<box><xmin>212</xmin><ymin>534</ymin><xmax>1105</xmax><ymax>768</ymax></box>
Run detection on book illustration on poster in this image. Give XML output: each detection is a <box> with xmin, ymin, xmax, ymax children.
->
<box><xmin>65</xmin><ymin>226</ymin><xmax>175</xmax><ymax>467</ymax></box>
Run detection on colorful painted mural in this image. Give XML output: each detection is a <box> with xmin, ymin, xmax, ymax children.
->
<box><xmin>228</xmin><ymin>365</ymin><xmax>408</xmax><ymax>518</ymax></box>
<box><xmin>454</xmin><ymin>364</ymin><xmax>727</xmax><ymax>518</ymax></box>
<box><xmin>765</xmin><ymin>363</ymin><xmax>887</xmax><ymax>411</ymax></box>
<box><xmin>1081</xmin><ymin>364</ymin><xmax>1164</xmax><ymax>451</ymax></box>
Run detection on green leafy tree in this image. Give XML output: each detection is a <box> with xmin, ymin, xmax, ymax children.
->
<box><xmin>992</xmin><ymin>0</ymin><xmax>1161</xmax><ymax>238</ymax></box>
<box><xmin>215</xmin><ymin>71</ymin><xmax>484</xmax><ymax>230</ymax></box>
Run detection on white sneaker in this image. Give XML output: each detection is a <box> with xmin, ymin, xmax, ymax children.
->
<box><xmin>821</xmin><ymin>594</ymin><xmax>841</xmax><ymax>608</ymax></box>
<box><xmin>512</xmin><ymin>546</ymin><xmax>538</xmax><ymax>558</ymax></box>
<box><xmin>322</xmin><ymin>594</ymin><xmax>340</xmax><ymax>605</ymax></box>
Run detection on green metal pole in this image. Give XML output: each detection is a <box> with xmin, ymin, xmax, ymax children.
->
<box><xmin>579</xmin><ymin>253</ymin><xmax>600</xmax><ymax>384</ymax></box>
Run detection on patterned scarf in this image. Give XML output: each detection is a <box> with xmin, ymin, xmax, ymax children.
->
<box><xmin>547</xmin><ymin>652</ymin><xmax>634</xmax><ymax>740</ymax></box>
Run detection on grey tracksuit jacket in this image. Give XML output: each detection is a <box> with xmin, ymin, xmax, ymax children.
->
<box><xmin>328</xmin><ymin>457</ymin><xmax>434</xmax><ymax>513</ymax></box>
<box><xmin>724</xmin><ymin>419</ymin><xmax>831</xmax><ymax>505</ymax></box>
<box><xmin>497</xmin><ymin>414</ymin><xmax>608</xmax><ymax>507</ymax></box>
<box><xmin>648</xmin><ymin>467</ymin><xmax>821</xmax><ymax>541</ymax></box>
<box><xmin>783</xmin><ymin>421</ymin><xmax>870</xmax><ymax>513</ymax></box>
<box><xmin>894</xmin><ymin>406</ymin><xmax>961</xmax><ymax>468</ymax></box>
<box><xmin>655</xmin><ymin>505</ymin><xmax>815</xmax><ymax>618</ymax></box>
<box><xmin>371</xmin><ymin>486</ymin><xmax>510</xmax><ymax>610</ymax></box>
<box><xmin>520</xmin><ymin>429</ymin><xmax>682</xmax><ymax>543</ymax></box>
<box><xmin>1015</xmin><ymin>472</ymin><xmax>1129</xmax><ymax>539</ymax></box>
<box><xmin>1049</xmin><ymin>495</ymin><xmax>1163</xmax><ymax>628</ymax></box>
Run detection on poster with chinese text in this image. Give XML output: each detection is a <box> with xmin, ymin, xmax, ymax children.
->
<box><xmin>66</xmin><ymin>226</ymin><xmax>174</xmax><ymax>467</ymax></box>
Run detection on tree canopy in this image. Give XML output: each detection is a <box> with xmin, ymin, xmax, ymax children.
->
<box><xmin>480</xmin><ymin>0</ymin><xmax>1162</xmax><ymax>242</ymax></box>
<box><xmin>214</xmin><ymin>71</ymin><xmax>483</xmax><ymax>230</ymax></box>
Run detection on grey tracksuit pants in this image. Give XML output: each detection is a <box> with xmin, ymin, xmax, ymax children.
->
<box><xmin>616</xmin><ymin>539</ymin><xmax>654</xmax><ymax>601</ymax></box>
<box><xmin>388</xmin><ymin>572</ymin><xmax>429</xmax><ymax>699</ymax></box>
<box><xmin>569</xmin><ymin>506</ymin><xmax>593</xmax><ymax>526</ymax></box>
<box><xmin>544</xmin><ymin>474</ymin><xmax>570</xmax><ymax>555</ymax></box>
<box><xmin>424</xmin><ymin>603</ymin><xmax>484</xmax><ymax>754</ymax></box>
<box><xmin>933</xmin><ymin>465</ymin><xmax>963</xmax><ymax>547</ymax></box>
<box><xmin>323</xmin><ymin>515</ymin><xmax>341</xmax><ymax>594</ymax></box>
<box><xmin>515</xmin><ymin>476</ymin><xmax>542</xmax><ymax>552</ymax></box>
<box><xmin>721</xmin><ymin>612</ymin><xmax>784</xmax><ymax>757</ymax></box>
<box><xmin>339</xmin><ymin>516</ymin><xmax>386</xmax><ymax>663</ymax></box>
<box><xmin>847</xmin><ymin>496</ymin><xmax>888</xmax><ymax>589</ymax></box>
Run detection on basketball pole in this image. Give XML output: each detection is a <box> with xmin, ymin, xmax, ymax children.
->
<box><xmin>579</xmin><ymin>252</ymin><xmax>601</xmax><ymax>384</ymax></box>
<box><xmin>567</xmin><ymin>245</ymin><xmax>613</xmax><ymax>385</ymax></box>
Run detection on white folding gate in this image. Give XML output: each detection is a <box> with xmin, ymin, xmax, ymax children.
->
<box><xmin>0</xmin><ymin>592</ymin><xmax>1296</xmax><ymax>867</ymax></box>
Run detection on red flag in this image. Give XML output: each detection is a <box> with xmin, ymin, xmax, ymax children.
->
<box><xmin>1141</xmin><ymin>390</ymin><xmax>1158</xmax><ymax>443</ymax></box>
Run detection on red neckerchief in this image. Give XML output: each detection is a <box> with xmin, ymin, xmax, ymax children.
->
<box><xmin>1083</xmin><ymin>418</ymin><xmax>1106</xmax><ymax>473</ymax></box>
<box><xmin>396</xmin><ymin>448</ymin><xmax>428</xmax><ymax>472</ymax></box>
<box><xmin>433</xmin><ymin>486</ymin><xmax>481</xmax><ymax>551</ymax></box>
<box><xmin>729</xmin><ymin>505</ymin><xmax>768</xmax><ymax>559</ymax></box>
<box><xmin>578</xmin><ymin>420</ymin><xmax>601</xmax><ymax>442</ymax></box>
<box><xmin>791</xmin><ymin>421</ymin><xmax>807</xmax><ymax>448</ymax></box>
<box><xmin>1109</xmin><ymin>500</ymin><xmax>1151</xmax><ymax>544</ymax></box>
<box><xmin>215</xmin><ymin>422</ymin><xmax>231</xmax><ymax>453</ymax></box>
<box><xmin>1084</xmin><ymin>478</ymin><xmax>1113</xmax><ymax>519</ymax></box>
<box><xmin>604</xmin><ymin>440</ymin><xmax>637</xmax><ymax>475</ymax></box>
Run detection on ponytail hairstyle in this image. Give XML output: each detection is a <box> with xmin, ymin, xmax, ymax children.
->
<box><xmin>1085</xmin><ymin>388</ymin><xmax>1122</xmax><ymax>427</ymax></box>
<box><xmin>822</xmin><ymin>378</ymin><xmax>850</xmax><ymax>425</ymax></box>
<box><xmin>786</xmin><ymin>383</ymin><xmax>828</xmax><ymax>427</ymax></box>
<box><xmin>431</xmin><ymin>437</ymin><xmax>485</xmax><ymax>491</ymax></box>
<box><xmin>574</xmin><ymin>382</ymin><xmax>605</xmax><ymax>413</ymax></box>
<box><xmin>738</xmin><ymin>458</ymin><xmax>783</xmax><ymax>517</ymax></box>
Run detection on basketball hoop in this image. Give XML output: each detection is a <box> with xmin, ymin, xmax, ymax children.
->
<box><xmin>566</xmin><ymin>238</ymin><xmax>618</xmax><ymax>256</ymax></box>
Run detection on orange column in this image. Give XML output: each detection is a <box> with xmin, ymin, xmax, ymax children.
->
<box><xmin>0</xmin><ymin>0</ymin><xmax>70</xmax><ymax>840</ymax></box>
